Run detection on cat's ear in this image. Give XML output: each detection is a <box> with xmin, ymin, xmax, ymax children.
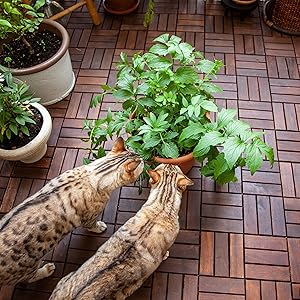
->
<box><xmin>125</xmin><ymin>160</ymin><xmax>141</xmax><ymax>172</ymax></box>
<box><xmin>111</xmin><ymin>137</ymin><xmax>125</xmax><ymax>153</ymax></box>
<box><xmin>147</xmin><ymin>170</ymin><xmax>161</xmax><ymax>185</ymax></box>
<box><xmin>177</xmin><ymin>176</ymin><xmax>193</xmax><ymax>192</ymax></box>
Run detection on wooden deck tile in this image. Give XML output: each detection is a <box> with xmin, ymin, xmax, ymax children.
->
<box><xmin>0</xmin><ymin>0</ymin><xmax>299</xmax><ymax>299</ymax></box>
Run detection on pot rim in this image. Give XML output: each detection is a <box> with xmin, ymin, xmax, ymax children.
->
<box><xmin>7</xmin><ymin>19</ymin><xmax>70</xmax><ymax>76</ymax></box>
<box><xmin>0</xmin><ymin>103</ymin><xmax>52</xmax><ymax>157</ymax></box>
<box><xmin>153</xmin><ymin>152</ymin><xmax>194</xmax><ymax>165</ymax></box>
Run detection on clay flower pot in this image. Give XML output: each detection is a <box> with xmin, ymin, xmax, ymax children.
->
<box><xmin>0</xmin><ymin>103</ymin><xmax>52</xmax><ymax>163</ymax></box>
<box><xmin>154</xmin><ymin>153</ymin><xmax>195</xmax><ymax>174</ymax></box>
<box><xmin>10</xmin><ymin>19</ymin><xmax>75</xmax><ymax>106</ymax></box>
<box><xmin>103</xmin><ymin>0</ymin><xmax>140</xmax><ymax>15</ymax></box>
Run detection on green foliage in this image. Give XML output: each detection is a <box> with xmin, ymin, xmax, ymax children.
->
<box><xmin>144</xmin><ymin>0</ymin><xmax>154</xmax><ymax>27</ymax></box>
<box><xmin>0</xmin><ymin>66</ymin><xmax>40</xmax><ymax>143</ymax></box>
<box><xmin>84</xmin><ymin>34</ymin><xmax>274</xmax><ymax>184</ymax></box>
<box><xmin>0</xmin><ymin>0</ymin><xmax>45</xmax><ymax>40</ymax></box>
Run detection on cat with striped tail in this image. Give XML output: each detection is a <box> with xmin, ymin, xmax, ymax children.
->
<box><xmin>50</xmin><ymin>163</ymin><xmax>193</xmax><ymax>300</ymax></box>
<box><xmin>0</xmin><ymin>137</ymin><xmax>143</xmax><ymax>286</ymax></box>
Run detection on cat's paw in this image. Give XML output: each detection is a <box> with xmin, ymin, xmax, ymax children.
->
<box><xmin>44</xmin><ymin>263</ymin><xmax>56</xmax><ymax>276</ymax></box>
<box><xmin>87</xmin><ymin>221</ymin><xmax>107</xmax><ymax>233</ymax></box>
<box><xmin>163</xmin><ymin>251</ymin><xmax>169</xmax><ymax>260</ymax></box>
<box><xmin>27</xmin><ymin>263</ymin><xmax>55</xmax><ymax>283</ymax></box>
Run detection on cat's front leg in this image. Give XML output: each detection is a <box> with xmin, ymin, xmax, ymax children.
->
<box><xmin>82</xmin><ymin>216</ymin><xmax>107</xmax><ymax>234</ymax></box>
<box><xmin>86</xmin><ymin>220</ymin><xmax>107</xmax><ymax>233</ymax></box>
<box><xmin>27</xmin><ymin>262</ymin><xmax>55</xmax><ymax>283</ymax></box>
<box><xmin>163</xmin><ymin>251</ymin><xmax>169</xmax><ymax>260</ymax></box>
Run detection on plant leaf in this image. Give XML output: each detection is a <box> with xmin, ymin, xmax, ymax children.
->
<box><xmin>144</xmin><ymin>53</ymin><xmax>172</xmax><ymax>70</ymax></box>
<box><xmin>223</xmin><ymin>136</ymin><xmax>246</xmax><ymax>169</ymax></box>
<box><xmin>161</xmin><ymin>142</ymin><xmax>179</xmax><ymax>158</ymax></box>
<box><xmin>113</xmin><ymin>89</ymin><xmax>132</xmax><ymax>100</ymax></box>
<box><xmin>83</xmin><ymin>158</ymin><xmax>91</xmax><ymax>165</ymax></box>
<box><xmin>175</xmin><ymin>67</ymin><xmax>199</xmax><ymax>84</ymax></box>
<box><xmin>16</xmin><ymin>116</ymin><xmax>26</xmax><ymax>126</ymax></box>
<box><xmin>217</xmin><ymin>109</ymin><xmax>237</xmax><ymax>128</ymax></box>
<box><xmin>149</xmin><ymin>44</ymin><xmax>169</xmax><ymax>56</ymax></box>
<box><xmin>194</xmin><ymin>131</ymin><xmax>226</xmax><ymax>157</ymax></box>
<box><xmin>0</xmin><ymin>20</ymin><xmax>12</xmax><ymax>27</ymax></box>
<box><xmin>153</xmin><ymin>33</ymin><xmax>170</xmax><ymax>44</ymax></box>
<box><xmin>197</xmin><ymin>59</ymin><xmax>215</xmax><ymax>74</ymax></box>
<box><xmin>144</xmin><ymin>135</ymin><xmax>161</xmax><ymax>149</ymax></box>
<box><xmin>255</xmin><ymin>138</ymin><xmax>274</xmax><ymax>165</ymax></box>
<box><xmin>178</xmin><ymin>123</ymin><xmax>205</xmax><ymax>143</ymax></box>
<box><xmin>21</xmin><ymin>126</ymin><xmax>30</xmax><ymax>136</ymax></box>
<box><xmin>225</xmin><ymin>120</ymin><xmax>250</xmax><ymax>136</ymax></box>
<box><xmin>245</xmin><ymin>143</ymin><xmax>263</xmax><ymax>175</ymax></box>
<box><xmin>200</xmin><ymin>100</ymin><xmax>218</xmax><ymax>112</ymax></box>
<box><xmin>9</xmin><ymin>123</ymin><xmax>18</xmax><ymax>135</ymax></box>
<box><xmin>201</xmin><ymin>82</ymin><xmax>223</xmax><ymax>94</ymax></box>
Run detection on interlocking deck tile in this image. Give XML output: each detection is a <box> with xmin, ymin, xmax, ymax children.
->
<box><xmin>1</xmin><ymin>0</ymin><xmax>300</xmax><ymax>299</ymax></box>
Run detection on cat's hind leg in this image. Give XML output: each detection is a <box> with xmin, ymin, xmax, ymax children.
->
<box><xmin>27</xmin><ymin>263</ymin><xmax>55</xmax><ymax>283</ymax></box>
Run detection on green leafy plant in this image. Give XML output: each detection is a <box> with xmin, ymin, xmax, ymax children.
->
<box><xmin>84</xmin><ymin>33</ymin><xmax>274</xmax><ymax>184</ymax></box>
<box><xmin>0</xmin><ymin>66</ymin><xmax>40</xmax><ymax>144</ymax></box>
<box><xmin>0</xmin><ymin>0</ymin><xmax>45</xmax><ymax>54</ymax></box>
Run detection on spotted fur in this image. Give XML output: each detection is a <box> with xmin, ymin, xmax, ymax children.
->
<box><xmin>0</xmin><ymin>138</ymin><xmax>143</xmax><ymax>286</ymax></box>
<box><xmin>50</xmin><ymin>164</ymin><xmax>193</xmax><ymax>300</ymax></box>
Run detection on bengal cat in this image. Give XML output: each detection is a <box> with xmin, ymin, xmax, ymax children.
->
<box><xmin>0</xmin><ymin>138</ymin><xmax>144</xmax><ymax>286</ymax></box>
<box><xmin>50</xmin><ymin>164</ymin><xmax>193</xmax><ymax>300</ymax></box>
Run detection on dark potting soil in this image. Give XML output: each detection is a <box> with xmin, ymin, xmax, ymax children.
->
<box><xmin>0</xmin><ymin>108</ymin><xmax>43</xmax><ymax>150</ymax></box>
<box><xmin>0</xmin><ymin>30</ymin><xmax>62</xmax><ymax>69</ymax></box>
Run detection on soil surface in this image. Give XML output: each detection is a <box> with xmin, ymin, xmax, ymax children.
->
<box><xmin>0</xmin><ymin>108</ymin><xmax>43</xmax><ymax>150</ymax></box>
<box><xmin>0</xmin><ymin>30</ymin><xmax>62</xmax><ymax>69</ymax></box>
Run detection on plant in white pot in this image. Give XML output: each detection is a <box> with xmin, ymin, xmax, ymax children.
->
<box><xmin>0</xmin><ymin>0</ymin><xmax>75</xmax><ymax>106</ymax></box>
<box><xmin>0</xmin><ymin>66</ymin><xmax>52</xmax><ymax>163</ymax></box>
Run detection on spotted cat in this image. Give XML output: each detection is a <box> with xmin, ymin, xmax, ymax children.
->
<box><xmin>0</xmin><ymin>138</ymin><xmax>143</xmax><ymax>286</ymax></box>
<box><xmin>50</xmin><ymin>164</ymin><xmax>193</xmax><ymax>300</ymax></box>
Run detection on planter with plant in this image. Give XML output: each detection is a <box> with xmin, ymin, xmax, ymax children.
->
<box><xmin>0</xmin><ymin>0</ymin><xmax>75</xmax><ymax>106</ymax></box>
<box><xmin>83</xmin><ymin>33</ymin><xmax>274</xmax><ymax>184</ymax></box>
<box><xmin>0</xmin><ymin>67</ymin><xmax>52</xmax><ymax>163</ymax></box>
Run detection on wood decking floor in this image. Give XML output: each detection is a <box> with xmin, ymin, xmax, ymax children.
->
<box><xmin>1</xmin><ymin>0</ymin><xmax>300</xmax><ymax>299</ymax></box>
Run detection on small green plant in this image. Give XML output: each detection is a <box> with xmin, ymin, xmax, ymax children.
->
<box><xmin>0</xmin><ymin>0</ymin><xmax>45</xmax><ymax>54</ymax></box>
<box><xmin>84</xmin><ymin>33</ymin><xmax>274</xmax><ymax>184</ymax></box>
<box><xmin>144</xmin><ymin>0</ymin><xmax>154</xmax><ymax>27</ymax></box>
<box><xmin>0</xmin><ymin>66</ymin><xmax>40</xmax><ymax>144</ymax></box>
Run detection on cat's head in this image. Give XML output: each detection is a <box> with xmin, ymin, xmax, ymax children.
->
<box><xmin>89</xmin><ymin>137</ymin><xmax>144</xmax><ymax>187</ymax></box>
<box><xmin>147</xmin><ymin>164</ymin><xmax>193</xmax><ymax>193</ymax></box>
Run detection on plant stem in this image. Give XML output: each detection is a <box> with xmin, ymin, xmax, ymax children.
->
<box><xmin>22</xmin><ymin>37</ymin><xmax>34</xmax><ymax>55</ymax></box>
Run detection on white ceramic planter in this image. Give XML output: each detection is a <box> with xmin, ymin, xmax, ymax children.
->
<box><xmin>10</xmin><ymin>19</ymin><xmax>75</xmax><ymax>106</ymax></box>
<box><xmin>0</xmin><ymin>103</ymin><xmax>52</xmax><ymax>163</ymax></box>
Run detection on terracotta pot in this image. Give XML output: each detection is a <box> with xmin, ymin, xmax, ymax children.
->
<box><xmin>0</xmin><ymin>103</ymin><xmax>52</xmax><ymax>163</ymax></box>
<box><xmin>103</xmin><ymin>0</ymin><xmax>140</xmax><ymax>15</ymax></box>
<box><xmin>154</xmin><ymin>153</ymin><xmax>195</xmax><ymax>174</ymax></box>
<box><xmin>9</xmin><ymin>19</ymin><xmax>75</xmax><ymax>106</ymax></box>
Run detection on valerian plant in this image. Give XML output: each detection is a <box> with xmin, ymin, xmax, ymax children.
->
<box><xmin>0</xmin><ymin>66</ymin><xmax>40</xmax><ymax>143</ymax></box>
<box><xmin>0</xmin><ymin>0</ymin><xmax>45</xmax><ymax>54</ymax></box>
<box><xmin>83</xmin><ymin>33</ymin><xmax>274</xmax><ymax>184</ymax></box>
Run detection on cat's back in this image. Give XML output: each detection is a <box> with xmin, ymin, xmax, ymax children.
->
<box><xmin>50</xmin><ymin>209</ymin><xmax>177</xmax><ymax>300</ymax></box>
<box><xmin>0</xmin><ymin>166</ymin><xmax>88</xmax><ymax>285</ymax></box>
